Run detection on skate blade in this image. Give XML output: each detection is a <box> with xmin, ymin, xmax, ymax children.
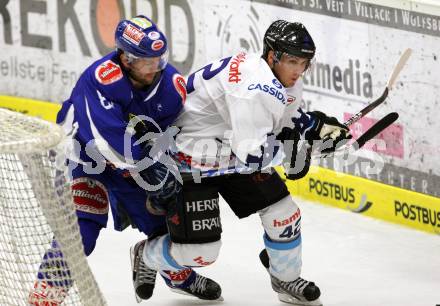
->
<box><xmin>130</xmin><ymin>247</ymin><xmax>143</xmax><ymax>303</ymax></box>
<box><xmin>134</xmin><ymin>293</ymin><xmax>142</xmax><ymax>303</ymax></box>
<box><xmin>169</xmin><ymin>288</ymin><xmax>224</xmax><ymax>301</ymax></box>
<box><xmin>278</xmin><ymin>293</ymin><xmax>322</xmax><ymax>306</ymax></box>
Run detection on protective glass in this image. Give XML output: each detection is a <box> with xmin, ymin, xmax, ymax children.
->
<box><xmin>127</xmin><ymin>49</ymin><xmax>169</xmax><ymax>73</ymax></box>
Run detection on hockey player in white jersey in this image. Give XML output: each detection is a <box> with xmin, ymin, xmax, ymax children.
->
<box><xmin>132</xmin><ymin>20</ymin><xmax>351</xmax><ymax>305</ymax></box>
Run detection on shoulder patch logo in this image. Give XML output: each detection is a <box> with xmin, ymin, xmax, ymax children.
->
<box><xmin>173</xmin><ymin>74</ymin><xmax>187</xmax><ymax>103</ymax></box>
<box><xmin>95</xmin><ymin>60</ymin><xmax>123</xmax><ymax>85</ymax></box>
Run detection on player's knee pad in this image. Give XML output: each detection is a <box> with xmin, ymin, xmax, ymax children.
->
<box><xmin>166</xmin><ymin>186</ymin><xmax>221</xmax><ymax>244</ymax></box>
<box><xmin>258</xmin><ymin>195</ymin><xmax>301</xmax><ymax>242</ymax></box>
<box><xmin>170</xmin><ymin>240</ymin><xmax>222</xmax><ymax>267</ymax></box>
<box><xmin>78</xmin><ymin>219</ymin><xmax>102</xmax><ymax>256</ymax></box>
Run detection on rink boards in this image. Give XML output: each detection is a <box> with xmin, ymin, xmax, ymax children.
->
<box><xmin>2</xmin><ymin>95</ymin><xmax>439</xmax><ymax>235</ymax></box>
<box><xmin>281</xmin><ymin>166</ymin><xmax>440</xmax><ymax>235</ymax></box>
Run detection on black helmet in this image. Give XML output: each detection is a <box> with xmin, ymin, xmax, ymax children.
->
<box><xmin>263</xmin><ymin>20</ymin><xmax>315</xmax><ymax>60</ymax></box>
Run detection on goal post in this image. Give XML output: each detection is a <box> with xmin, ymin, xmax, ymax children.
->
<box><xmin>0</xmin><ymin>108</ymin><xmax>106</xmax><ymax>306</ymax></box>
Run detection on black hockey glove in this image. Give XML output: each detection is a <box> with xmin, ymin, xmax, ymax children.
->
<box><xmin>131</xmin><ymin>125</ymin><xmax>182</xmax><ymax>214</ymax></box>
<box><xmin>305</xmin><ymin>111</ymin><xmax>352</xmax><ymax>154</ymax></box>
<box><xmin>139</xmin><ymin>142</ymin><xmax>182</xmax><ymax>204</ymax></box>
<box><xmin>140</xmin><ymin>160</ymin><xmax>182</xmax><ymax>215</ymax></box>
<box><xmin>276</xmin><ymin>127</ymin><xmax>312</xmax><ymax>180</ymax></box>
<box><xmin>244</xmin><ymin>133</ymin><xmax>281</xmax><ymax>171</ymax></box>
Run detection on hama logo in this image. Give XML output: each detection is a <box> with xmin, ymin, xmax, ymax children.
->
<box><xmin>173</xmin><ymin>74</ymin><xmax>187</xmax><ymax>103</ymax></box>
<box><xmin>123</xmin><ymin>24</ymin><xmax>146</xmax><ymax>45</ymax></box>
<box><xmin>95</xmin><ymin>60</ymin><xmax>123</xmax><ymax>85</ymax></box>
<box><xmin>151</xmin><ymin>39</ymin><xmax>164</xmax><ymax>51</ymax></box>
<box><xmin>273</xmin><ymin>209</ymin><xmax>301</xmax><ymax>227</ymax></box>
<box><xmin>71</xmin><ymin>178</ymin><xmax>109</xmax><ymax>214</ymax></box>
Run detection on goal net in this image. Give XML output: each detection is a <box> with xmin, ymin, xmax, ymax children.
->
<box><xmin>0</xmin><ymin>108</ymin><xmax>106</xmax><ymax>306</ymax></box>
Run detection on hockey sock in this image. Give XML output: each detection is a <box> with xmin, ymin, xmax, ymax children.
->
<box><xmin>263</xmin><ymin>233</ymin><xmax>302</xmax><ymax>282</ymax></box>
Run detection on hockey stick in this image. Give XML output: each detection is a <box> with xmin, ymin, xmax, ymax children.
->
<box><xmin>354</xmin><ymin>112</ymin><xmax>399</xmax><ymax>149</ymax></box>
<box><xmin>344</xmin><ymin>48</ymin><xmax>412</xmax><ymax>127</ymax></box>
<box><xmin>315</xmin><ymin>112</ymin><xmax>399</xmax><ymax>159</ymax></box>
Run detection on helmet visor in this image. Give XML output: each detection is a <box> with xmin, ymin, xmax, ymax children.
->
<box><xmin>128</xmin><ymin>49</ymin><xmax>169</xmax><ymax>73</ymax></box>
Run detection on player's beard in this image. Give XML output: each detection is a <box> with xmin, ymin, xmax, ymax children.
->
<box><xmin>127</xmin><ymin>68</ymin><xmax>160</xmax><ymax>89</ymax></box>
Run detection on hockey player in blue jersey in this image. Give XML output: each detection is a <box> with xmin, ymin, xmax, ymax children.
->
<box><xmin>29</xmin><ymin>16</ymin><xmax>218</xmax><ymax>305</ymax></box>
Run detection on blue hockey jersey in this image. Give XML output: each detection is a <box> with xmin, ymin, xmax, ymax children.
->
<box><xmin>57</xmin><ymin>51</ymin><xmax>186</xmax><ymax>171</ymax></box>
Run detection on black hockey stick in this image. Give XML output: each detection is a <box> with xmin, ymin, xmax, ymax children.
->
<box><xmin>315</xmin><ymin>112</ymin><xmax>399</xmax><ymax>159</ymax></box>
<box><xmin>344</xmin><ymin>48</ymin><xmax>412</xmax><ymax>127</ymax></box>
<box><xmin>354</xmin><ymin>112</ymin><xmax>399</xmax><ymax>149</ymax></box>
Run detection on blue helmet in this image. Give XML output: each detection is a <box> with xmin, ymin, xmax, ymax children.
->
<box><xmin>115</xmin><ymin>16</ymin><xmax>168</xmax><ymax>58</ymax></box>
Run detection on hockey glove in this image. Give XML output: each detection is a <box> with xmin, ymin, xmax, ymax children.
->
<box><xmin>276</xmin><ymin>127</ymin><xmax>312</xmax><ymax>180</ymax></box>
<box><xmin>245</xmin><ymin>134</ymin><xmax>281</xmax><ymax>171</ymax></box>
<box><xmin>140</xmin><ymin>142</ymin><xmax>181</xmax><ymax>201</ymax></box>
<box><xmin>142</xmin><ymin>167</ymin><xmax>182</xmax><ymax>215</ymax></box>
<box><xmin>306</xmin><ymin>111</ymin><xmax>352</xmax><ymax>154</ymax></box>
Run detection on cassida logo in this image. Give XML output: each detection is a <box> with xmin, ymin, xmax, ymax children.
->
<box><xmin>215</xmin><ymin>4</ymin><xmax>262</xmax><ymax>56</ymax></box>
<box><xmin>248</xmin><ymin>83</ymin><xmax>286</xmax><ymax>104</ymax></box>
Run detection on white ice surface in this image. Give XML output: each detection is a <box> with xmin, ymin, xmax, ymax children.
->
<box><xmin>88</xmin><ymin>198</ymin><xmax>440</xmax><ymax>306</ymax></box>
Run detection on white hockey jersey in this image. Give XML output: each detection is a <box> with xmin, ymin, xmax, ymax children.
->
<box><xmin>174</xmin><ymin>52</ymin><xmax>304</xmax><ymax>175</ymax></box>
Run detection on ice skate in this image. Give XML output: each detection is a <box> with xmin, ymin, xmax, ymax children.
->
<box><xmin>167</xmin><ymin>270</ymin><xmax>223</xmax><ymax>301</ymax></box>
<box><xmin>259</xmin><ymin>249</ymin><xmax>322</xmax><ymax>306</ymax></box>
<box><xmin>130</xmin><ymin>240</ymin><xmax>157</xmax><ymax>302</ymax></box>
